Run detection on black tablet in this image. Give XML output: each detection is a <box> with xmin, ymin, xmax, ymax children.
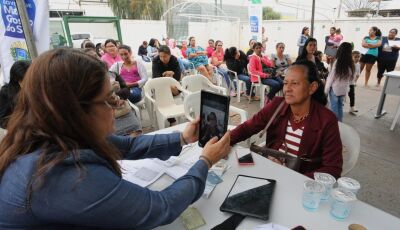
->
<box><xmin>220</xmin><ymin>175</ymin><xmax>276</xmax><ymax>220</ymax></box>
<box><xmin>198</xmin><ymin>90</ymin><xmax>230</xmax><ymax>147</ymax></box>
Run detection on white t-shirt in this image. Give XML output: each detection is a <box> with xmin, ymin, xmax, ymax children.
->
<box><xmin>351</xmin><ymin>63</ymin><xmax>360</xmax><ymax>85</ymax></box>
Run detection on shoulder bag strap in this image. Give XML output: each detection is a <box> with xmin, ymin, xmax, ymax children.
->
<box><xmin>258</xmin><ymin>100</ymin><xmax>286</xmax><ymax>138</ymax></box>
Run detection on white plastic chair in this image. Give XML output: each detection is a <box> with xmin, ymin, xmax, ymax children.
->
<box><xmin>339</xmin><ymin>122</ymin><xmax>360</xmax><ymax>176</ymax></box>
<box><xmin>183</xmin><ymin>91</ymin><xmax>248</xmax><ymax>124</ymax></box>
<box><xmin>143</xmin><ymin>77</ymin><xmax>190</xmax><ymax>129</ymax></box>
<box><xmin>247</xmin><ymin>64</ymin><xmax>269</xmax><ymax>108</ymax></box>
<box><xmin>181</xmin><ymin>74</ymin><xmax>227</xmax><ymax>95</ymax></box>
<box><xmin>226</xmin><ymin>69</ymin><xmax>246</xmax><ymax>103</ymax></box>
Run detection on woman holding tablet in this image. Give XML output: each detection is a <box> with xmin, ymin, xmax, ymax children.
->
<box><xmin>0</xmin><ymin>48</ymin><xmax>231</xmax><ymax>229</ymax></box>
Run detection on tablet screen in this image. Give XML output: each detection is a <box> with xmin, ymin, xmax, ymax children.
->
<box><xmin>220</xmin><ymin>175</ymin><xmax>276</xmax><ymax>220</ymax></box>
<box><xmin>198</xmin><ymin>91</ymin><xmax>229</xmax><ymax>147</ymax></box>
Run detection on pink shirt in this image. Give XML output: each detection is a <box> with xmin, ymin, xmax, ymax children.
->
<box><xmin>206</xmin><ymin>46</ymin><xmax>215</xmax><ymax>58</ymax></box>
<box><xmin>119</xmin><ymin>65</ymin><xmax>141</xmax><ymax>84</ymax></box>
<box><xmin>211</xmin><ymin>50</ymin><xmax>224</xmax><ymax>62</ymax></box>
<box><xmin>101</xmin><ymin>53</ymin><xmax>123</xmax><ymax>68</ymax></box>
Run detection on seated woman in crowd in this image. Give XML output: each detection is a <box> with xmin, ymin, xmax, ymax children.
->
<box><xmin>271</xmin><ymin>42</ymin><xmax>292</xmax><ymax>78</ymax></box>
<box><xmin>206</xmin><ymin>39</ymin><xmax>215</xmax><ymax>58</ymax></box>
<box><xmin>181</xmin><ymin>40</ymin><xmax>188</xmax><ymax>58</ymax></box>
<box><xmin>249</xmin><ymin>42</ymin><xmax>284</xmax><ymax>103</ymax></box>
<box><xmin>0</xmin><ymin>48</ymin><xmax>232</xmax><ymax>229</ymax></box>
<box><xmin>211</xmin><ymin>40</ymin><xmax>232</xmax><ymax>91</ymax></box>
<box><xmin>224</xmin><ymin>46</ymin><xmax>255</xmax><ymax>100</ymax></box>
<box><xmin>101</xmin><ymin>39</ymin><xmax>122</xmax><ymax>68</ymax></box>
<box><xmin>246</xmin><ymin>39</ymin><xmax>256</xmax><ymax>56</ymax></box>
<box><xmin>186</xmin><ymin>36</ymin><xmax>214</xmax><ymax>81</ymax></box>
<box><xmin>0</xmin><ymin>60</ymin><xmax>31</xmax><ymax>129</ymax></box>
<box><xmin>110</xmin><ymin>45</ymin><xmax>147</xmax><ymax>104</ymax></box>
<box><xmin>230</xmin><ymin>60</ymin><xmax>342</xmax><ymax>179</ymax></box>
<box><xmin>296</xmin><ymin>38</ymin><xmax>327</xmax><ymax>80</ymax></box>
<box><xmin>147</xmin><ymin>38</ymin><xmax>159</xmax><ymax>60</ymax></box>
<box><xmin>168</xmin><ymin>39</ymin><xmax>191</xmax><ymax>73</ymax></box>
<box><xmin>85</xmin><ymin>48</ymin><xmax>142</xmax><ymax>136</ymax></box>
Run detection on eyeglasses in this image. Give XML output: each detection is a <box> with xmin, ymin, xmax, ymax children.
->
<box><xmin>80</xmin><ymin>95</ymin><xmax>123</xmax><ymax>109</ymax></box>
<box><xmin>105</xmin><ymin>44</ymin><xmax>116</xmax><ymax>48</ymax></box>
<box><xmin>278</xmin><ymin>47</ymin><xmax>285</xmax><ymax>49</ymax></box>
<box><xmin>217</xmin><ymin>44</ymin><xmax>223</xmax><ymax>47</ymax></box>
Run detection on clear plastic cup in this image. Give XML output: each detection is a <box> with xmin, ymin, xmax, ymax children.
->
<box><xmin>330</xmin><ymin>188</ymin><xmax>357</xmax><ymax>221</ymax></box>
<box><xmin>302</xmin><ymin>180</ymin><xmax>325</xmax><ymax>212</ymax></box>
<box><xmin>314</xmin><ymin>172</ymin><xmax>336</xmax><ymax>201</ymax></box>
<box><xmin>337</xmin><ymin>177</ymin><xmax>361</xmax><ymax>194</ymax></box>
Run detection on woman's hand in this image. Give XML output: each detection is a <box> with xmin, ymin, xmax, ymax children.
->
<box><xmin>181</xmin><ymin>117</ymin><xmax>200</xmax><ymax>144</ymax></box>
<box><xmin>201</xmin><ymin>131</ymin><xmax>231</xmax><ymax>166</ymax></box>
<box><xmin>268</xmin><ymin>156</ymin><xmax>285</xmax><ymax>166</ymax></box>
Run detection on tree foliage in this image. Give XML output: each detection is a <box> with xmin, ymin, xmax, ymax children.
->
<box><xmin>108</xmin><ymin>0</ymin><xmax>164</xmax><ymax>20</ymax></box>
<box><xmin>262</xmin><ymin>7</ymin><xmax>281</xmax><ymax>20</ymax></box>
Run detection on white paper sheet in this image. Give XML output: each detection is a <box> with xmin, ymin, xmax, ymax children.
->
<box><xmin>119</xmin><ymin>159</ymin><xmax>166</xmax><ymax>187</ymax></box>
<box><xmin>388</xmin><ymin>40</ymin><xmax>400</xmax><ymax>47</ymax></box>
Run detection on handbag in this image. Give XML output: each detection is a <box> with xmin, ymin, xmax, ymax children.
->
<box><xmin>114</xmin><ymin>100</ymin><xmax>131</xmax><ymax>118</ymax></box>
<box><xmin>249</xmin><ymin>101</ymin><xmax>315</xmax><ymax>171</ymax></box>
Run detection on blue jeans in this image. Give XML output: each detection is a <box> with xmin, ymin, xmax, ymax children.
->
<box><xmin>178</xmin><ymin>58</ymin><xmax>192</xmax><ymax>72</ymax></box>
<box><xmin>217</xmin><ymin>67</ymin><xmax>231</xmax><ymax>88</ymax></box>
<box><xmin>329</xmin><ymin>88</ymin><xmax>343</xmax><ymax>122</ymax></box>
<box><xmin>238</xmin><ymin>74</ymin><xmax>252</xmax><ymax>96</ymax></box>
<box><xmin>261</xmin><ymin>76</ymin><xmax>283</xmax><ymax>100</ymax></box>
<box><xmin>129</xmin><ymin>87</ymin><xmax>142</xmax><ymax>103</ymax></box>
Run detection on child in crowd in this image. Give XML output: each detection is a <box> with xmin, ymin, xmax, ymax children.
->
<box><xmin>349</xmin><ymin>51</ymin><xmax>361</xmax><ymax>114</ymax></box>
<box><xmin>333</xmin><ymin>28</ymin><xmax>343</xmax><ymax>46</ymax></box>
<box><xmin>314</xmin><ymin>51</ymin><xmax>329</xmax><ymax>81</ymax></box>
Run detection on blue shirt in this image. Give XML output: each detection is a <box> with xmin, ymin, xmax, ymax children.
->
<box><xmin>186</xmin><ymin>46</ymin><xmax>208</xmax><ymax>68</ymax></box>
<box><xmin>0</xmin><ymin>133</ymin><xmax>208</xmax><ymax>229</ymax></box>
<box><xmin>378</xmin><ymin>36</ymin><xmax>400</xmax><ymax>61</ymax></box>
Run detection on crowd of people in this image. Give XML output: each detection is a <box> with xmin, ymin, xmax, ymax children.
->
<box><xmin>0</xmin><ymin>25</ymin><xmax>398</xmax><ymax>229</ymax></box>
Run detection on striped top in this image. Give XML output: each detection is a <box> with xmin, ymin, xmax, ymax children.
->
<box><xmin>279</xmin><ymin>120</ymin><xmax>305</xmax><ymax>157</ymax></box>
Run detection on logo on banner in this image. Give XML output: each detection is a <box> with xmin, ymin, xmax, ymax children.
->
<box><xmin>10</xmin><ymin>41</ymin><xmax>30</xmax><ymax>61</ymax></box>
<box><xmin>250</xmin><ymin>16</ymin><xmax>259</xmax><ymax>33</ymax></box>
<box><xmin>1</xmin><ymin>0</ymin><xmax>36</xmax><ymax>38</ymax></box>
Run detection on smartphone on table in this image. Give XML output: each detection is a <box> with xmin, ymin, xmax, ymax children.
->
<box><xmin>236</xmin><ymin>151</ymin><xmax>254</xmax><ymax>165</ymax></box>
<box><xmin>198</xmin><ymin>90</ymin><xmax>230</xmax><ymax>147</ymax></box>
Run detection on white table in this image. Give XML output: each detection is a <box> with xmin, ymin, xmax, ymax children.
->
<box><xmin>375</xmin><ymin>71</ymin><xmax>400</xmax><ymax>130</ymax></box>
<box><xmin>150</xmin><ymin>123</ymin><xmax>400</xmax><ymax>230</ymax></box>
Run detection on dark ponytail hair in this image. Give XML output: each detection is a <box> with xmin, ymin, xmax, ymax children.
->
<box><xmin>371</xmin><ymin>26</ymin><xmax>382</xmax><ymax>37</ymax></box>
<box><xmin>289</xmin><ymin>60</ymin><xmax>327</xmax><ymax>105</ymax></box>
<box><xmin>223</xmin><ymin>47</ymin><xmax>237</xmax><ymax>61</ymax></box>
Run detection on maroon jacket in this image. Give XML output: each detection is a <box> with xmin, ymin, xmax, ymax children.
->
<box><xmin>231</xmin><ymin>97</ymin><xmax>343</xmax><ymax>179</ymax></box>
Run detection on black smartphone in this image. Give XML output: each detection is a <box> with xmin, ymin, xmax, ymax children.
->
<box><xmin>236</xmin><ymin>151</ymin><xmax>254</xmax><ymax>165</ymax></box>
<box><xmin>198</xmin><ymin>90</ymin><xmax>230</xmax><ymax>147</ymax></box>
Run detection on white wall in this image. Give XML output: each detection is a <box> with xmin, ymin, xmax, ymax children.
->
<box><xmin>242</xmin><ymin>18</ymin><xmax>400</xmax><ymax>63</ymax></box>
<box><xmin>120</xmin><ymin>20</ymin><xmax>166</xmax><ymax>55</ymax></box>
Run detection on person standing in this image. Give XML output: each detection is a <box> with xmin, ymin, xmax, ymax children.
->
<box><xmin>325</xmin><ymin>42</ymin><xmax>354</xmax><ymax>122</ymax></box>
<box><xmin>297</xmin><ymin>27</ymin><xmax>310</xmax><ymax>56</ymax></box>
<box><xmin>349</xmin><ymin>51</ymin><xmax>361</xmax><ymax>115</ymax></box>
<box><xmin>324</xmin><ymin>27</ymin><xmax>337</xmax><ymax>64</ymax></box>
<box><xmin>377</xmin><ymin>28</ymin><xmax>400</xmax><ymax>86</ymax></box>
<box><xmin>359</xmin><ymin>26</ymin><xmax>382</xmax><ymax>87</ymax></box>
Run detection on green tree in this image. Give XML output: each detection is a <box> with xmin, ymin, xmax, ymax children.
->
<box><xmin>262</xmin><ymin>7</ymin><xmax>281</xmax><ymax>20</ymax></box>
<box><xmin>108</xmin><ymin>0</ymin><xmax>164</xmax><ymax>20</ymax></box>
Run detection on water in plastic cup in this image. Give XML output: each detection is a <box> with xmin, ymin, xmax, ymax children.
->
<box><xmin>337</xmin><ymin>177</ymin><xmax>361</xmax><ymax>195</ymax></box>
<box><xmin>330</xmin><ymin>188</ymin><xmax>357</xmax><ymax>221</ymax></box>
<box><xmin>314</xmin><ymin>172</ymin><xmax>336</xmax><ymax>201</ymax></box>
<box><xmin>302</xmin><ymin>180</ymin><xmax>325</xmax><ymax>212</ymax></box>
